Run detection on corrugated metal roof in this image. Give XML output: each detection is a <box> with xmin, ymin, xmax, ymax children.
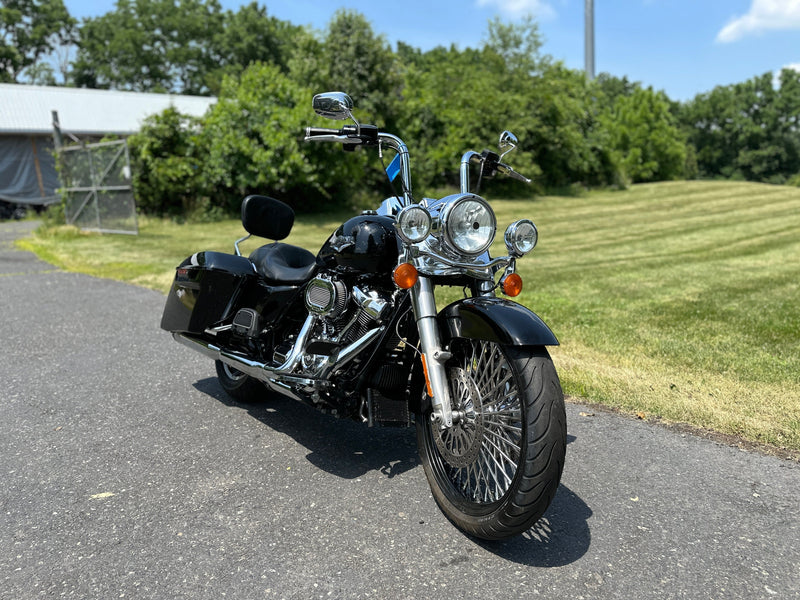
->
<box><xmin>0</xmin><ymin>84</ymin><xmax>216</xmax><ymax>135</ymax></box>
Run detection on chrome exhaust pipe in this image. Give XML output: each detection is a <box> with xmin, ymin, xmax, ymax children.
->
<box><xmin>173</xmin><ymin>332</ymin><xmax>314</xmax><ymax>402</ymax></box>
<box><xmin>173</xmin><ymin>324</ymin><xmax>385</xmax><ymax>397</ymax></box>
<box><xmin>173</xmin><ymin>332</ymin><xmax>316</xmax><ymax>384</ymax></box>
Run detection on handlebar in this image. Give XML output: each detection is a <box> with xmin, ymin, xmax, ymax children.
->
<box><xmin>304</xmin><ymin>125</ymin><xmax>413</xmax><ymax>206</ymax></box>
<box><xmin>460</xmin><ymin>150</ymin><xmax>532</xmax><ymax>193</ymax></box>
<box><xmin>304</xmin><ymin>124</ymin><xmax>379</xmax><ymax>146</ymax></box>
<box><xmin>305</xmin><ymin>124</ymin><xmax>530</xmax><ymax>204</ymax></box>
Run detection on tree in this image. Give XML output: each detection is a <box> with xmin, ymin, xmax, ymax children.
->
<box><xmin>199</xmin><ymin>62</ymin><xmax>361</xmax><ymax>213</ymax></box>
<box><xmin>73</xmin><ymin>0</ymin><xmax>304</xmax><ymax>95</ymax></box>
<box><xmin>72</xmin><ymin>0</ymin><xmax>224</xmax><ymax>94</ymax></box>
<box><xmin>284</xmin><ymin>10</ymin><xmax>404</xmax><ymax>195</ymax></box>
<box><xmin>525</xmin><ymin>63</ymin><xmax>621</xmax><ymax>189</ymax></box>
<box><xmin>483</xmin><ymin>15</ymin><xmax>548</xmax><ymax>75</ymax></box>
<box><xmin>23</xmin><ymin>61</ymin><xmax>56</xmax><ymax>85</ymax></box>
<box><xmin>398</xmin><ymin>43</ymin><xmax>527</xmax><ymax>190</ymax></box>
<box><xmin>681</xmin><ymin>70</ymin><xmax>800</xmax><ymax>183</ymax></box>
<box><xmin>214</xmin><ymin>2</ymin><xmax>298</xmax><ymax>71</ymax></box>
<box><xmin>0</xmin><ymin>0</ymin><xmax>75</xmax><ymax>83</ymax></box>
<box><xmin>399</xmin><ymin>20</ymin><xmax>620</xmax><ymax>193</ymax></box>
<box><xmin>594</xmin><ymin>73</ymin><xmax>639</xmax><ymax>105</ymax></box>
<box><xmin>205</xmin><ymin>2</ymin><xmax>302</xmax><ymax>94</ymax></box>
<box><xmin>289</xmin><ymin>10</ymin><xmax>401</xmax><ymax>128</ymax></box>
<box><xmin>600</xmin><ymin>86</ymin><xmax>687</xmax><ymax>183</ymax></box>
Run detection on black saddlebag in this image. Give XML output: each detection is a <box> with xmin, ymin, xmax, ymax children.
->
<box><xmin>160</xmin><ymin>251</ymin><xmax>256</xmax><ymax>334</ymax></box>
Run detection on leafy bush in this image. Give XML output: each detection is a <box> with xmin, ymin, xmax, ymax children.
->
<box><xmin>199</xmin><ymin>62</ymin><xmax>364</xmax><ymax>213</ymax></box>
<box><xmin>128</xmin><ymin>107</ymin><xmax>205</xmax><ymax>217</ymax></box>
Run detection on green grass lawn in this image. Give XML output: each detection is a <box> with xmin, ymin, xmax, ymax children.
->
<box><xmin>19</xmin><ymin>181</ymin><xmax>800</xmax><ymax>453</ymax></box>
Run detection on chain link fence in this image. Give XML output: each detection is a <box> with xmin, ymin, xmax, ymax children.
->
<box><xmin>60</xmin><ymin>139</ymin><xmax>138</xmax><ymax>235</ymax></box>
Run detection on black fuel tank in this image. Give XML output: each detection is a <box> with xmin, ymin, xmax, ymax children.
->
<box><xmin>317</xmin><ymin>214</ymin><xmax>400</xmax><ymax>274</ymax></box>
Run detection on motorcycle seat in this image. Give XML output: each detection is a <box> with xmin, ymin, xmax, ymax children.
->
<box><xmin>249</xmin><ymin>242</ymin><xmax>316</xmax><ymax>284</ymax></box>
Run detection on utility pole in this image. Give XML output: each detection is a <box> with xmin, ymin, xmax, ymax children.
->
<box><xmin>585</xmin><ymin>0</ymin><xmax>595</xmax><ymax>79</ymax></box>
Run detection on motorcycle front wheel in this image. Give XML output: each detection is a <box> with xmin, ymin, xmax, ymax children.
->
<box><xmin>416</xmin><ymin>340</ymin><xmax>566</xmax><ymax>540</ymax></box>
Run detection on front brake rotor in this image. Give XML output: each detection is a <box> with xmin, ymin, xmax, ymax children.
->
<box><xmin>433</xmin><ymin>368</ymin><xmax>484</xmax><ymax>468</ymax></box>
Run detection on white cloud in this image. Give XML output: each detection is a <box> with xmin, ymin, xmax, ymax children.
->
<box><xmin>717</xmin><ymin>0</ymin><xmax>800</xmax><ymax>43</ymax></box>
<box><xmin>476</xmin><ymin>0</ymin><xmax>557</xmax><ymax>20</ymax></box>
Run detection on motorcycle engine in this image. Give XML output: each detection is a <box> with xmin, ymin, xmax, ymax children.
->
<box><xmin>300</xmin><ymin>274</ymin><xmax>392</xmax><ymax>376</ymax></box>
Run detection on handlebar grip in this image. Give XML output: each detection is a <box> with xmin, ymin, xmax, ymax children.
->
<box><xmin>497</xmin><ymin>162</ymin><xmax>532</xmax><ymax>184</ymax></box>
<box><xmin>305</xmin><ymin>127</ymin><xmax>341</xmax><ymax>137</ymax></box>
<box><xmin>508</xmin><ymin>170</ymin><xmax>532</xmax><ymax>184</ymax></box>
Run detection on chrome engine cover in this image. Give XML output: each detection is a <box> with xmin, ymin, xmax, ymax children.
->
<box><xmin>304</xmin><ymin>275</ymin><xmax>348</xmax><ymax>318</ymax></box>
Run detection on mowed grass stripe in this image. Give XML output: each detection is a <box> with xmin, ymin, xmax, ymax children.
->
<box><xmin>486</xmin><ymin>181</ymin><xmax>798</xmax><ymax>450</ymax></box>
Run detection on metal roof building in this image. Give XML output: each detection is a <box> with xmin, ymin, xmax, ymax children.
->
<box><xmin>0</xmin><ymin>84</ymin><xmax>216</xmax><ymax>206</ymax></box>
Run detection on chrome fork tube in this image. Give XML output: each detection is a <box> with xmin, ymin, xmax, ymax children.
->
<box><xmin>410</xmin><ymin>276</ymin><xmax>453</xmax><ymax>428</ymax></box>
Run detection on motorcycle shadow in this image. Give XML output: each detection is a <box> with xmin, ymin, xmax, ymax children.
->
<box><xmin>474</xmin><ymin>483</ymin><xmax>592</xmax><ymax>567</ymax></box>
<box><xmin>193</xmin><ymin>377</ymin><xmax>419</xmax><ymax>481</ymax></box>
<box><xmin>194</xmin><ymin>378</ymin><xmax>592</xmax><ymax>565</ymax></box>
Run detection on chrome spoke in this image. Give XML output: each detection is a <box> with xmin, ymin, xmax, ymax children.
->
<box><xmin>483</xmin><ymin>416</ymin><xmax>522</xmax><ymax>432</ymax></box>
<box><xmin>432</xmin><ymin>339</ymin><xmax>524</xmax><ymax>505</ymax></box>
<box><xmin>481</xmin><ymin>373</ymin><xmax>513</xmax><ymax>403</ymax></box>
<box><xmin>484</xmin><ymin>427</ymin><xmax>519</xmax><ymax>464</ymax></box>
<box><xmin>482</xmin><ymin>384</ymin><xmax>517</xmax><ymax>407</ymax></box>
<box><xmin>482</xmin><ymin>409</ymin><xmax>521</xmax><ymax>419</ymax></box>
<box><xmin>481</xmin><ymin>444</ymin><xmax>510</xmax><ymax>500</ymax></box>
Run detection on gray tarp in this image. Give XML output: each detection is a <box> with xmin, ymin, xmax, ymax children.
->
<box><xmin>0</xmin><ymin>135</ymin><xmax>60</xmax><ymax>205</ymax></box>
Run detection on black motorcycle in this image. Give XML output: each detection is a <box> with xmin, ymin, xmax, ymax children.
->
<box><xmin>161</xmin><ymin>92</ymin><xmax>566</xmax><ymax>540</ymax></box>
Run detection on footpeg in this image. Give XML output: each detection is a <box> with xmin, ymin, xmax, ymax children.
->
<box><xmin>273</xmin><ymin>344</ymin><xmax>291</xmax><ymax>365</ymax></box>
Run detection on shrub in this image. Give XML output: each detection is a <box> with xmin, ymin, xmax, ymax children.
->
<box><xmin>128</xmin><ymin>107</ymin><xmax>205</xmax><ymax>217</ymax></box>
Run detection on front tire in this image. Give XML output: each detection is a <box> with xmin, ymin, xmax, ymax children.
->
<box><xmin>416</xmin><ymin>340</ymin><xmax>566</xmax><ymax>540</ymax></box>
<box><xmin>215</xmin><ymin>360</ymin><xmax>266</xmax><ymax>403</ymax></box>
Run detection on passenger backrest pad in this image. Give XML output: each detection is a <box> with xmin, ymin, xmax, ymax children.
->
<box><xmin>241</xmin><ymin>195</ymin><xmax>295</xmax><ymax>240</ymax></box>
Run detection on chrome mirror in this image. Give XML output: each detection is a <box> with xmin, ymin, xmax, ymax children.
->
<box><xmin>499</xmin><ymin>130</ymin><xmax>518</xmax><ymax>160</ymax></box>
<box><xmin>312</xmin><ymin>92</ymin><xmax>354</xmax><ymax>121</ymax></box>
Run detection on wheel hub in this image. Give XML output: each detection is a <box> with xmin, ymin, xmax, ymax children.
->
<box><xmin>433</xmin><ymin>368</ymin><xmax>484</xmax><ymax>468</ymax></box>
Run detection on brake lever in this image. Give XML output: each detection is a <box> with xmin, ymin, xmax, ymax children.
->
<box><xmin>497</xmin><ymin>162</ymin><xmax>532</xmax><ymax>184</ymax></box>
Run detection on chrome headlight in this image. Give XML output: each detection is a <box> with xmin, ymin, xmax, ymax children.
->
<box><xmin>504</xmin><ymin>219</ymin><xmax>538</xmax><ymax>256</ymax></box>
<box><xmin>395</xmin><ymin>205</ymin><xmax>431</xmax><ymax>243</ymax></box>
<box><xmin>442</xmin><ymin>195</ymin><xmax>496</xmax><ymax>255</ymax></box>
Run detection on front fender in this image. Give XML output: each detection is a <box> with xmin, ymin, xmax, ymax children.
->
<box><xmin>438</xmin><ymin>297</ymin><xmax>559</xmax><ymax>346</ymax></box>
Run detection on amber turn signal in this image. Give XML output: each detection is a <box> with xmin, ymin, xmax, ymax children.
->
<box><xmin>501</xmin><ymin>273</ymin><xmax>523</xmax><ymax>297</ymax></box>
<box><xmin>393</xmin><ymin>262</ymin><xmax>419</xmax><ymax>289</ymax></box>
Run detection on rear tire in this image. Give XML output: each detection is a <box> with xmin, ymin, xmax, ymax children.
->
<box><xmin>416</xmin><ymin>340</ymin><xmax>566</xmax><ymax>540</ymax></box>
<box><xmin>215</xmin><ymin>360</ymin><xmax>266</xmax><ymax>403</ymax></box>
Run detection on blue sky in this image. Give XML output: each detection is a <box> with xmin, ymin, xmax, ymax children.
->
<box><xmin>63</xmin><ymin>0</ymin><xmax>800</xmax><ymax>101</ymax></box>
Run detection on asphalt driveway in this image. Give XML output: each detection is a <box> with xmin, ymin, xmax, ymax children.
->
<box><xmin>1</xmin><ymin>220</ymin><xmax>798</xmax><ymax>599</ymax></box>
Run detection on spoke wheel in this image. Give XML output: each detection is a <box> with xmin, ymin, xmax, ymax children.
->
<box><xmin>417</xmin><ymin>341</ymin><xmax>566</xmax><ymax>540</ymax></box>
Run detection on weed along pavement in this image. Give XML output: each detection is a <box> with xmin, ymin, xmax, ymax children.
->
<box><xmin>1</xmin><ymin>220</ymin><xmax>798</xmax><ymax>599</ymax></box>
